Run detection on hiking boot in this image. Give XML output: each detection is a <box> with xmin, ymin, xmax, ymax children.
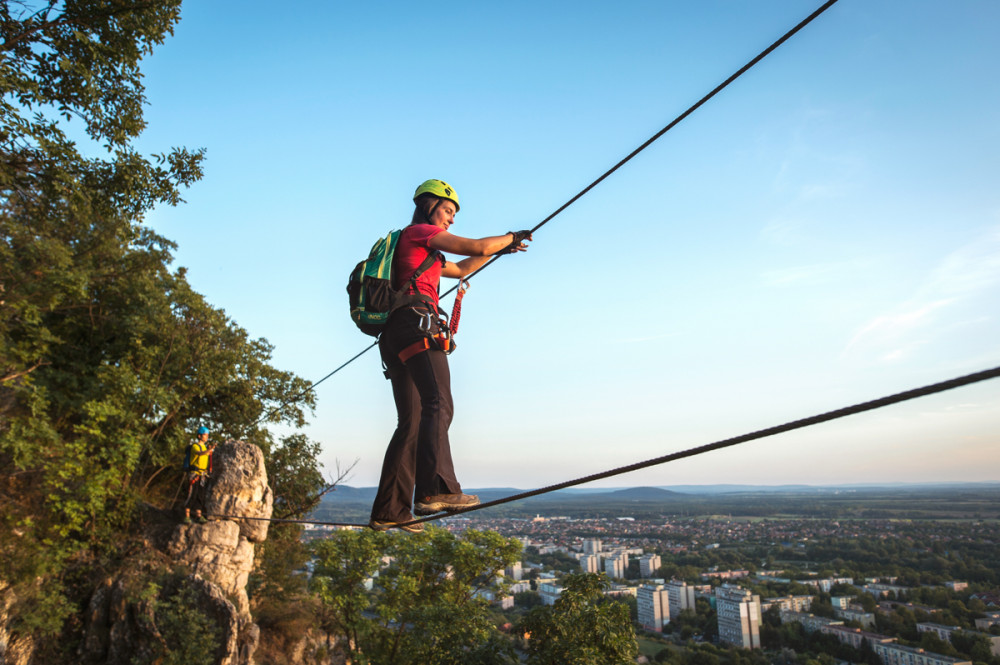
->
<box><xmin>369</xmin><ymin>518</ymin><xmax>424</xmax><ymax>534</ymax></box>
<box><xmin>413</xmin><ymin>493</ymin><xmax>480</xmax><ymax>515</ymax></box>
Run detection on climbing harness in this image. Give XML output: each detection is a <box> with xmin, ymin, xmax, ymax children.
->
<box><xmin>396</xmin><ymin>303</ymin><xmax>458</xmax><ymax>364</ymax></box>
<box><xmin>396</xmin><ymin>279</ymin><xmax>469</xmax><ymax>364</ymax></box>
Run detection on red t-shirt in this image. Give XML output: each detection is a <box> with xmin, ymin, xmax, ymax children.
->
<box><xmin>393</xmin><ymin>224</ymin><xmax>445</xmax><ymax>308</ymax></box>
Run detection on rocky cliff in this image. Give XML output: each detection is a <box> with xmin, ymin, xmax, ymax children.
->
<box><xmin>79</xmin><ymin>439</ymin><xmax>273</xmax><ymax>665</ymax></box>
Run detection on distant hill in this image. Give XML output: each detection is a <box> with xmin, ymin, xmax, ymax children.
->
<box><xmin>310</xmin><ymin>482</ymin><xmax>1000</xmax><ymax>523</ymax></box>
<box><xmin>607</xmin><ymin>486</ymin><xmax>683</xmax><ymax>500</ymax></box>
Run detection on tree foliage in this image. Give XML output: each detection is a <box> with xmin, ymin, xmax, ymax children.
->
<box><xmin>518</xmin><ymin>573</ymin><xmax>638</xmax><ymax>665</ymax></box>
<box><xmin>0</xmin><ymin>0</ymin><xmax>321</xmax><ymax>641</ymax></box>
<box><xmin>311</xmin><ymin>527</ymin><xmax>522</xmax><ymax>665</ymax></box>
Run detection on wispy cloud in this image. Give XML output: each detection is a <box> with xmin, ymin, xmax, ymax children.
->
<box><xmin>842</xmin><ymin>226</ymin><xmax>1000</xmax><ymax>364</ymax></box>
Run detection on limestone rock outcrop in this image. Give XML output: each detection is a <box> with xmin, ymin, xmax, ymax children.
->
<box><xmin>80</xmin><ymin>439</ymin><xmax>271</xmax><ymax>665</ymax></box>
<box><xmin>166</xmin><ymin>518</ymin><xmax>256</xmax><ymax>616</ymax></box>
<box><xmin>83</xmin><ymin>573</ymin><xmax>248</xmax><ymax>665</ymax></box>
<box><xmin>205</xmin><ymin>440</ymin><xmax>273</xmax><ymax>543</ymax></box>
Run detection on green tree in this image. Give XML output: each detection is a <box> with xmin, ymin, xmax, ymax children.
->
<box><xmin>311</xmin><ymin>527</ymin><xmax>522</xmax><ymax>665</ymax></box>
<box><xmin>0</xmin><ymin>0</ymin><xmax>321</xmax><ymax>647</ymax></box>
<box><xmin>919</xmin><ymin>631</ymin><xmax>957</xmax><ymax>657</ymax></box>
<box><xmin>515</xmin><ymin>590</ymin><xmax>544</xmax><ymax>609</ymax></box>
<box><xmin>519</xmin><ymin>573</ymin><xmax>637</xmax><ymax>665</ymax></box>
<box><xmin>951</xmin><ymin>631</ymin><xmax>995</xmax><ymax>663</ymax></box>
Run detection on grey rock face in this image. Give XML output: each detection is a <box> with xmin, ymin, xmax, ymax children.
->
<box><xmin>205</xmin><ymin>440</ymin><xmax>273</xmax><ymax>543</ymax></box>
<box><xmin>83</xmin><ymin>575</ymin><xmax>244</xmax><ymax>665</ymax></box>
<box><xmin>166</xmin><ymin>520</ymin><xmax>256</xmax><ymax>616</ymax></box>
<box><xmin>79</xmin><ymin>439</ymin><xmax>272</xmax><ymax>665</ymax></box>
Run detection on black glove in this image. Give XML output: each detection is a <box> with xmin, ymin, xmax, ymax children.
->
<box><xmin>497</xmin><ymin>230</ymin><xmax>532</xmax><ymax>255</ymax></box>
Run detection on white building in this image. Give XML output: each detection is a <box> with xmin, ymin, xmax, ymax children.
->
<box><xmin>475</xmin><ymin>588</ymin><xmax>514</xmax><ymax>610</ymax></box>
<box><xmin>582</xmin><ymin>539</ymin><xmax>602</xmax><ymax>555</ymax></box>
<box><xmin>836</xmin><ymin>607</ymin><xmax>875</xmax><ymax>628</ymax></box>
<box><xmin>504</xmin><ymin>562</ymin><xmax>523</xmax><ymax>581</ymax></box>
<box><xmin>822</xmin><ymin>625</ymin><xmax>897</xmax><ymax>650</ymax></box>
<box><xmin>917</xmin><ymin>623</ymin><xmax>961</xmax><ymax>641</ymax></box>
<box><xmin>538</xmin><ymin>582</ymin><xmax>562</xmax><ymax>606</ymax></box>
<box><xmin>638</xmin><ymin>584</ymin><xmax>670</xmax><ymax>632</ymax></box>
<box><xmin>639</xmin><ymin>553</ymin><xmax>662</xmax><ymax>578</ymax></box>
<box><xmin>606</xmin><ymin>584</ymin><xmax>638</xmax><ymax>600</ymax></box>
<box><xmin>763</xmin><ymin>595</ymin><xmax>814</xmax><ymax>614</ymax></box>
<box><xmin>716</xmin><ymin>585</ymin><xmax>762</xmax><ymax>649</ymax></box>
<box><xmin>871</xmin><ymin>642</ymin><xmax>971</xmax><ymax>665</ymax></box>
<box><xmin>781</xmin><ymin>610</ymin><xmax>843</xmax><ymax>634</ymax></box>
<box><xmin>605</xmin><ymin>555</ymin><xmax>625</xmax><ymax>579</ymax></box>
<box><xmin>580</xmin><ymin>554</ymin><xmax>600</xmax><ymax>574</ymax></box>
<box><xmin>975</xmin><ymin>612</ymin><xmax>1000</xmax><ymax>631</ymax></box>
<box><xmin>667</xmin><ymin>580</ymin><xmax>697</xmax><ymax>620</ymax></box>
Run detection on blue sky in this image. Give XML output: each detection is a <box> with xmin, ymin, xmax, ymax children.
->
<box><xmin>134</xmin><ymin>1</ymin><xmax>1000</xmax><ymax>489</ymax></box>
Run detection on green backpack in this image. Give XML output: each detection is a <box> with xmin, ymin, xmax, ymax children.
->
<box><xmin>347</xmin><ymin>230</ymin><xmax>439</xmax><ymax>336</ymax></box>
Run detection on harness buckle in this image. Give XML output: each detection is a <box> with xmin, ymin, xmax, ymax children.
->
<box><xmin>415</xmin><ymin>309</ymin><xmax>435</xmax><ymax>334</ymax></box>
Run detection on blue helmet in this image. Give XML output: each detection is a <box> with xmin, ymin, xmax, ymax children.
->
<box><xmin>196</xmin><ymin>426</ymin><xmax>209</xmax><ymax>435</ymax></box>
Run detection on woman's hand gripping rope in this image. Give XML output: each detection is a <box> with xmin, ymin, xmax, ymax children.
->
<box><xmin>497</xmin><ymin>230</ymin><xmax>532</xmax><ymax>255</ymax></box>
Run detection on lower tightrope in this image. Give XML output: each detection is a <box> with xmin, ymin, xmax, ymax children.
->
<box><xmin>212</xmin><ymin>365</ymin><xmax>1000</xmax><ymax>531</ymax></box>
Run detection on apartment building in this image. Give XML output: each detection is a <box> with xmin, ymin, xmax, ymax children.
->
<box><xmin>870</xmin><ymin>642</ymin><xmax>971</xmax><ymax>665</ymax></box>
<box><xmin>639</xmin><ymin>553</ymin><xmax>662</xmax><ymax>578</ymax></box>
<box><xmin>916</xmin><ymin>623</ymin><xmax>961</xmax><ymax>641</ymax></box>
<box><xmin>504</xmin><ymin>562</ymin><xmax>523</xmax><ymax>581</ymax></box>
<box><xmin>538</xmin><ymin>582</ymin><xmax>562</xmax><ymax>606</ymax></box>
<box><xmin>821</xmin><ymin>625</ymin><xmax>897</xmax><ymax>650</ymax></box>
<box><xmin>638</xmin><ymin>584</ymin><xmax>670</xmax><ymax>632</ymax></box>
<box><xmin>780</xmin><ymin>610</ymin><xmax>843</xmax><ymax>634</ymax></box>
<box><xmin>716</xmin><ymin>585</ymin><xmax>762</xmax><ymax>649</ymax></box>
<box><xmin>604</xmin><ymin>555</ymin><xmax>625</xmax><ymax>579</ymax></box>
<box><xmin>580</xmin><ymin>554</ymin><xmax>600</xmax><ymax>574</ymax></box>
<box><xmin>836</xmin><ymin>607</ymin><xmax>876</xmax><ymax>628</ymax></box>
<box><xmin>667</xmin><ymin>580</ymin><xmax>697</xmax><ymax>620</ymax></box>
<box><xmin>975</xmin><ymin>612</ymin><xmax>1000</xmax><ymax>631</ymax></box>
<box><xmin>763</xmin><ymin>595</ymin><xmax>814</xmax><ymax>613</ymax></box>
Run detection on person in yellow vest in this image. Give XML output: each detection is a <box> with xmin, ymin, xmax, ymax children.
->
<box><xmin>183</xmin><ymin>426</ymin><xmax>215</xmax><ymax>524</ymax></box>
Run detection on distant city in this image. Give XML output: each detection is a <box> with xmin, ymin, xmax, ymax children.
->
<box><xmin>307</xmin><ymin>484</ymin><xmax>1000</xmax><ymax>663</ymax></box>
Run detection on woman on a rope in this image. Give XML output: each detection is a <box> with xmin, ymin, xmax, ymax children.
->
<box><xmin>370</xmin><ymin>179</ymin><xmax>531</xmax><ymax>533</ymax></box>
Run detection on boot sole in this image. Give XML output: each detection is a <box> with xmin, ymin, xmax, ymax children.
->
<box><xmin>413</xmin><ymin>499</ymin><xmax>480</xmax><ymax>515</ymax></box>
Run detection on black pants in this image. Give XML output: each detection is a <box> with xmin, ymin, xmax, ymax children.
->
<box><xmin>371</xmin><ymin>307</ymin><xmax>462</xmax><ymax>522</ymax></box>
<box><xmin>185</xmin><ymin>473</ymin><xmax>207</xmax><ymax>512</ymax></box>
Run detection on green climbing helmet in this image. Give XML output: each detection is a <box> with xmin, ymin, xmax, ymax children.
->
<box><xmin>413</xmin><ymin>179</ymin><xmax>460</xmax><ymax>211</ymax></box>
